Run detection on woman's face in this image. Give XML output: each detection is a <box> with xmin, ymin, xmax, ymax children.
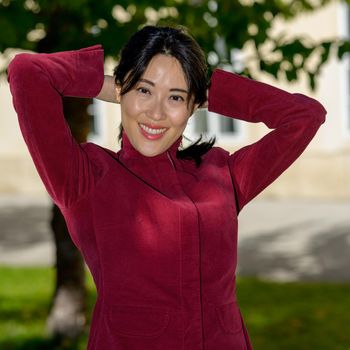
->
<box><xmin>119</xmin><ymin>54</ymin><xmax>195</xmax><ymax>157</ymax></box>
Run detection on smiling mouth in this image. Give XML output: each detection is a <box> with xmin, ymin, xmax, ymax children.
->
<box><xmin>139</xmin><ymin>123</ymin><xmax>167</xmax><ymax>135</ymax></box>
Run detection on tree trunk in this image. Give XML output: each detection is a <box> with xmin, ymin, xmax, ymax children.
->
<box><xmin>46</xmin><ymin>97</ymin><xmax>93</xmax><ymax>339</ymax></box>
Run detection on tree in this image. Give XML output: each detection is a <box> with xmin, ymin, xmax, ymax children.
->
<box><xmin>0</xmin><ymin>0</ymin><xmax>346</xmax><ymax>342</ymax></box>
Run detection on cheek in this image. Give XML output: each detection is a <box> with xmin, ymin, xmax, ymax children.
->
<box><xmin>169</xmin><ymin>109</ymin><xmax>191</xmax><ymax>128</ymax></box>
<box><xmin>120</xmin><ymin>98</ymin><xmax>142</xmax><ymax>123</ymax></box>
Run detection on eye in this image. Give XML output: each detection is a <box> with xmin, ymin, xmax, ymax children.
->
<box><xmin>170</xmin><ymin>95</ymin><xmax>185</xmax><ymax>102</ymax></box>
<box><xmin>136</xmin><ymin>86</ymin><xmax>150</xmax><ymax>94</ymax></box>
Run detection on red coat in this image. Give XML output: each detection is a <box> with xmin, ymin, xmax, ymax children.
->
<box><xmin>8</xmin><ymin>45</ymin><xmax>326</xmax><ymax>350</ymax></box>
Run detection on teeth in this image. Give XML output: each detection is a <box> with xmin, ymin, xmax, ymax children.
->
<box><xmin>140</xmin><ymin>124</ymin><xmax>167</xmax><ymax>135</ymax></box>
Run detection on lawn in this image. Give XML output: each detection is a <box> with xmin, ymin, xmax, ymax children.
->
<box><xmin>1</xmin><ymin>266</ymin><xmax>350</xmax><ymax>349</ymax></box>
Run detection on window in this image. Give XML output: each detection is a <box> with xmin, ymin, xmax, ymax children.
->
<box><xmin>185</xmin><ymin>109</ymin><xmax>244</xmax><ymax>144</ymax></box>
<box><xmin>184</xmin><ymin>45</ymin><xmax>246</xmax><ymax>143</ymax></box>
<box><xmin>346</xmin><ymin>4</ymin><xmax>350</xmax><ymax>136</ymax></box>
<box><xmin>87</xmin><ymin>98</ymin><xmax>108</xmax><ymax>145</ymax></box>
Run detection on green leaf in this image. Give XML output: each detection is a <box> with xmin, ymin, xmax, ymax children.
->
<box><xmin>308</xmin><ymin>72</ymin><xmax>316</xmax><ymax>91</ymax></box>
<box><xmin>320</xmin><ymin>41</ymin><xmax>332</xmax><ymax>63</ymax></box>
<box><xmin>285</xmin><ymin>68</ymin><xmax>298</xmax><ymax>82</ymax></box>
<box><xmin>337</xmin><ymin>40</ymin><xmax>350</xmax><ymax>60</ymax></box>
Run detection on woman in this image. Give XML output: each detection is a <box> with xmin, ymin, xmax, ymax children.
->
<box><xmin>8</xmin><ymin>26</ymin><xmax>326</xmax><ymax>349</ymax></box>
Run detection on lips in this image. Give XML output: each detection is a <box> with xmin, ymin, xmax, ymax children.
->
<box><xmin>140</xmin><ymin>123</ymin><xmax>167</xmax><ymax>134</ymax></box>
<box><xmin>139</xmin><ymin>123</ymin><xmax>168</xmax><ymax>140</ymax></box>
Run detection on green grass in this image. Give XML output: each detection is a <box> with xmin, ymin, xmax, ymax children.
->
<box><xmin>237</xmin><ymin>278</ymin><xmax>350</xmax><ymax>350</ymax></box>
<box><xmin>0</xmin><ymin>267</ymin><xmax>94</xmax><ymax>350</ymax></box>
<box><xmin>1</xmin><ymin>266</ymin><xmax>350</xmax><ymax>349</ymax></box>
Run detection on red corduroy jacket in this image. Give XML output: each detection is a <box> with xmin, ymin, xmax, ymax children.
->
<box><xmin>8</xmin><ymin>45</ymin><xmax>326</xmax><ymax>350</ymax></box>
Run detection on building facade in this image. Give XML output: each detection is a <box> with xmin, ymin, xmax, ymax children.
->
<box><xmin>0</xmin><ymin>1</ymin><xmax>349</xmax><ymax>199</ymax></box>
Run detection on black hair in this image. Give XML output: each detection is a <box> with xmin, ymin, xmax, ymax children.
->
<box><xmin>114</xmin><ymin>25</ymin><xmax>215</xmax><ymax>166</ymax></box>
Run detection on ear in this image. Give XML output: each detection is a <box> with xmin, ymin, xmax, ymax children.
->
<box><xmin>115</xmin><ymin>84</ymin><xmax>122</xmax><ymax>104</ymax></box>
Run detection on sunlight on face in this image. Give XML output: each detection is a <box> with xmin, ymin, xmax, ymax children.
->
<box><xmin>119</xmin><ymin>54</ymin><xmax>195</xmax><ymax>157</ymax></box>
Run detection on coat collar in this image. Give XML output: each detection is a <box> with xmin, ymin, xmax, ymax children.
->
<box><xmin>117</xmin><ymin>130</ymin><xmax>184</xmax><ymax>198</ymax></box>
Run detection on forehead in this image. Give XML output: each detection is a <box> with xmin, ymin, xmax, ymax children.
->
<box><xmin>142</xmin><ymin>54</ymin><xmax>188</xmax><ymax>88</ymax></box>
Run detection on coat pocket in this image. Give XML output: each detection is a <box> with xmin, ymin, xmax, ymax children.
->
<box><xmin>215</xmin><ymin>301</ymin><xmax>243</xmax><ymax>334</ymax></box>
<box><xmin>106</xmin><ymin>304</ymin><xmax>170</xmax><ymax>338</ymax></box>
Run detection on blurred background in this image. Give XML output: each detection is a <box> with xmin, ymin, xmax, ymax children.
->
<box><xmin>1</xmin><ymin>0</ymin><xmax>350</xmax><ymax>349</ymax></box>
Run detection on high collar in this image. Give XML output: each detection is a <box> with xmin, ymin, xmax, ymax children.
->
<box><xmin>119</xmin><ymin>130</ymin><xmax>182</xmax><ymax>161</ymax></box>
<box><xmin>117</xmin><ymin>130</ymin><xmax>185</xmax><ymax>199</ymax></box>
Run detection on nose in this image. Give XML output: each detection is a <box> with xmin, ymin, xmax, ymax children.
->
<box><xmin>146</xmin><ymin>98</ymin><xmax>166</xmax><ymax>121</ymax></box>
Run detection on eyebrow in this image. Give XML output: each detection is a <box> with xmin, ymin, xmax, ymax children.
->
<box><xmin>139</xmin><ymin>78</ymin><xmax>189</xmax><ymax>94</ymax></box>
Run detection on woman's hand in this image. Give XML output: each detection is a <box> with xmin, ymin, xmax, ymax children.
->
<box><xmin>96</xmin><ymin>75</ymin><xmax>119</xmax><ymax>103</ymax></box>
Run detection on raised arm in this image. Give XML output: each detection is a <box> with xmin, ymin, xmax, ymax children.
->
<box><xmin>208</xmin><ymin>69</ymin><xmax>327</xmax><ymax>212</ymax></box>
<box><xmin>96</xmin><ymin>75</ymin><xmax>118</xmax><ymax>103</ymax></box>
<box><xmin>8</xmin><ymin>45</ymin><xmax>104</xmax><ymax>207</ymax></box>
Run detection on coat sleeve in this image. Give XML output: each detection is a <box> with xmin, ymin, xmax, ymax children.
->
<box><xmin>208</xmin><ymin>69</ymin><xmax>327</xmax><ymax>212</ymax></box>
<box><xmin>8</xmin><ymin>45</ymin><xmax>105</xmax><ymax>207</ymax></box>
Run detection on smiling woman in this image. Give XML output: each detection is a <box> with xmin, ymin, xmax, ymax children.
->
<box><xmin>8</xmin><ymin>25</ymin><xmax>326</xmax><ymax>350</ymax></box>
<box><xmin>109</xmin><ymin>25</ymin><xmax>213</xmax><ymax>162</ymax></box>
<box><xmin>119</xmin><ymin>54</ymin><xmax>193</xmax><ymax>157</ymax></box>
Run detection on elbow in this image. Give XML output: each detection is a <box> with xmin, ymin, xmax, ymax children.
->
<box><xmin>8</xmin><ymin>53</ymin><xmax>39</xmax><ymax>86</ymax></box>
<box><xmin>309</xmin><ymin>99</ymin><xmax>327</xmax><ymax>125</ymax></box>
<box><xmin>8</xmin><ymin>54</ymin><xmax>31</xmax><ymax>77</ymax></box>
<box><xmin>293</xmin><ymin>93</ymin><xmax>327</xmax><ymax>125</ymax></box>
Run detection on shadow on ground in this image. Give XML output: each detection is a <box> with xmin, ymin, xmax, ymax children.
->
<box><xmin>238</xmin><ymin>221</ymin><xmax>350</xmax><ymax>282</ymax></box>
<box><xmin>0</xmin><ymin>204</ymin><xmax>51</xmax><ymax>248</ymax></box>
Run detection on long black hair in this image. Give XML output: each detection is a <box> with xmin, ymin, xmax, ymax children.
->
<box><xmin>114</xmin><ymin>25</ymin><xmax>215</xmax><ymax>166</ymax></box>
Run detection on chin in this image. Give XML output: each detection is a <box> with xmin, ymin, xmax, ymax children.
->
<box><xmin>137</xmin><ymin>146</ymin><xmax>164</xmax><ymax>158</ymax></box>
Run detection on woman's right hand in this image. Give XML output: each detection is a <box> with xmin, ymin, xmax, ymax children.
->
<box><xmin>96</xmin><ymin>75</ymin><xmax>119</xmax><ymax>103</ymax></box>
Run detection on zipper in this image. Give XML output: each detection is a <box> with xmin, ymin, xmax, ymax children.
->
<box><xmin>167</xmin><ymin>151</ymin><xmax>176</xmax><ymax>170</ymax></box>
<box><xmin>168</xmin><ymin>150</ymin><xmax>205</xmax><ymax>349</ymax></box>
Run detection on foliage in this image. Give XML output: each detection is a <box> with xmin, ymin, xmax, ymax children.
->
<box><xmin>1</xmin><ymin>266</ymin><xmax>350</xmax><ymax>349</ymax></box>
<box><xmin>0</xmin><ymin>0</ymin><xmax>348</xmax><ymax>88</ymax></box>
